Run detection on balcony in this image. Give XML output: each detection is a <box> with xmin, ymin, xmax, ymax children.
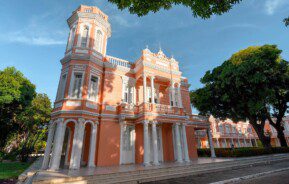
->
<box><xmin>119</xmin><ymin>102</ymin><xmax>184</xmax><ymax>116</ymax></box>
<box><xmin>106</xmin><ymin>55</ymin><xmax>132</xmax><ymax>68</ymax></box>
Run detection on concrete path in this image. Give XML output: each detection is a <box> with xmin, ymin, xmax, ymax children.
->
<box><xmin>145</xmin><ymin>158</ymin><xmax>289</xmax><ymax>184</ymax></box>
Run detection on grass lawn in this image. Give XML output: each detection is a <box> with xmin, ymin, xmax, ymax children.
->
<box><xmin>0</xmin><ymin>162</ymin><xmax>31</xmax><ymax>179</ymax></box>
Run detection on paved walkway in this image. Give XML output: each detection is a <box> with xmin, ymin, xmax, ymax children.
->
<box><xmin>145</xmin><ymin>159</ymin><xmax>289</xmax><ymax>184</ymax></box>
<box><xmin>34</xmin><ymin>157</ymin><xmax>231</xmax><ymax>181</ymax></box>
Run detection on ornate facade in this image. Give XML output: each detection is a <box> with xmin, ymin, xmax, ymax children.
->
<box><xmin>41</xmin><ymin>5</ymin><xmax>214</xmax><ymax>171</ymax></box>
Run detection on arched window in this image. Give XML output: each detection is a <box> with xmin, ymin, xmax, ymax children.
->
<box><xmin>81</xmin><ymin>26</ymin><xmax>89</xmax><ymax>48</ymax></box>
<box><xmin>95</xmin><ymin>30</ymin><xmax>103</xmax><ymax>53</ymax></box>
<box><xmin>67</xmin><ymin>27</ymin><xmax>76</xmax><ymax>51</ymax></box>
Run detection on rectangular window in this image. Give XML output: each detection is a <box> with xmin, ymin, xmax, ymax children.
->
<box><xmin>123</xmin><ymin>84</ymin><xmax>133</xmax><ymax>104</ymax></box>
<box><xmin>219</xmin><ymin>125</ymin><xmax>223</xmax><ymax>133</ymax></box>
<box><xmin>71</xmin><ymin>73</ymin><xmax>83</xmax><ymax>98</ymax></box>
<box><xmin>225</xmin><ymin>125</ymin><xmax>230</xmax><ymax>133</ymax></box>
<box><xmin>88</xmin><ymin>75</ymin><xmax>99</xmax><ymax>101</ymax></box>
<box><xmin>57</xmin><ymin>74</ymin><xmax>67</xmax><ymax>100</ymax></box>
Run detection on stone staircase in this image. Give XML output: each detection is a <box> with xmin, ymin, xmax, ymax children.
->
<box><xmin>32</xmin><ymin>154</ymin><xmax>289</xmax><ymax>184</ymax></box>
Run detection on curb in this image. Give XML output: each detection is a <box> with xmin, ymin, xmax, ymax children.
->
<box><xmin>210</xmin><ymin>167</ymin><xmax>289</xmax><ymax>184</ymax></box>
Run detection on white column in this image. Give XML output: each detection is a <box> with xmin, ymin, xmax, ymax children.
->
<box><xmin>243</xmin><ymin>138</ymin><xmax>246</xmax><ymax>147</ymax></box>
<box><xmin>224</xmin><ymin>139</ymin><xmax>228</xmax><ymax>148</ymax></box>
<box><xmin>49</xmin><ymin>119</ymin><xmax>65</xmax><ymax>171</ymax></box>
<box><xmin>42</xmin><ymin>121</ymin><xmax>55</xmax><ymax>170</ymax></box>
<box><xmin>88</xmin><ymin>122</ymin><xmax>98</xmax><ymax>167</ymax></box>
<box><xmin>207</xmin><ymin>128</ymin><xmax>216</xmax><ymax>158</ymax></box>
<box><xmin>143</xmin><ymin>74</ymin><xmax>147</xmax><ymax>103</ymax></box>
<box><xmin>237</xmin><ymin>139</ymin><xmax>241</xmax><ymax>148</ymax></box>
<box><xmin>175</xmin><ymin>123</ymin><xmax>183</xmax><ymax>162</ymax></box>
<box><xmin>143</xmin><ymin>120</ymin><xmax>150</xmax><ymax>166</ymax></box>
<box><xmin>171</xmin><ymin>85</ymin><xmax>175</xmax><ymax>107</ymax></box>
<box><xmin>177</xmin><ymin>85</ymin><xmax>183</xmax><ymax>108</ymax></box>
<box><xmin>255</xmin><ymin>139</ymin><xmax>259</xmax><ymax>147</ymax></box>
<box><xmin>150</xmin><ymin>76</ymin><xmax>155</xmax><ymax>104</ymax></box>
<box><xmin>70</xmin><ymin>118</ymin><xmax>85</xmax><ymax>170</ymax></box>
<box><xmin>152</xmin><ymin>121</ymin><xmax>159</xmax><ymax>165</ymax></box>
<box><xmin>181</xmin><ymin>124</ymin><xmax>190</xmax><ymax>162</ymax></box>
<box><xmin>119</xmin><ymin>121</ymin><xmax>125</xmax><ymax>164</ymax></box>
<box><xmin>216</xmin><ymin>138</ymin><xmax>220</xmax><ymax>148</ymax></box>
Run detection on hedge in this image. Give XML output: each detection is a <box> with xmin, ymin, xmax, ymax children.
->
<box><xmin>198</xmin><ymin>147</ymin><xmax>289</xmax><ymax>157</ymax></box>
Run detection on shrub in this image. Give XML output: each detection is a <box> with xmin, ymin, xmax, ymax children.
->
<box><xmin>198</xmin><ymin>147</ymin><xmax>289</xmax><ymax>157</ymax></box>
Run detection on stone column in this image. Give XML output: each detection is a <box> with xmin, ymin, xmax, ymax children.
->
<box><xmin>49</xmin><ymin>119</ymin><xmax>65</xmax><ymax>171</ymax></box>
<box><xmin>237</xmin><ymin>139</ymin><xmax>241</xmax><ymax>148</ymax></box>
<box><xmin>171</xmin><ymin>82</ymin><xmax>175</xmax><ymax>107</ymax></box>
<box><xmin>181</xmin><ymin>124</ymin><xmax>190</xmax><ymax>162</ymax></box>
<box><xmin>88</xmin><ymin>122</ymin><xmax>98</xmax><ymax>167</ymax></box>
<box><xmin>119</xmin><ymin>121</ymin><xmax>125</xmax><ymax>165</ymax></box>
<box><xmin>150</xmin><ymin>76</ymin><xmax>155</xmax><ymax>104</ymax></box>
<box><xmin>255</xmin><ymin>139</ymin><xmax>258</xmax><ymax>147</ymax></box>
<box><xmin>152</xmin><ymin>121</ymin><xmax>159</xmax><ymax>165</ymax></box>
<box><xmin>224</xmin><ymin>139</ymin><xmax>228</xmax><ymax>148</ymax></box>
<box><xmin>177</xmin><ymin>85</ymin><xmax>183</xmax><ymax>108</ymax></box>
<box><xmin>175</xmin><ymin>123</ymin><xmax>183</xmax><ymax>162</ymax></box>
<box><xmin>207</xmin><ymin>128</ymin><xmax>216</xmax><ymax>158</ymax></box>
<box><xmin>143</xmin><ymin>74</ymin><xmax>147</xmax><ymax>103</ymax></box>
<box><xmin>70</xmin><ymin>118</ymin><xmax>85</xmax><ymax>170</ymax></box>
<box><xmin>216</xmin><ymin>138</ymin><xmax>220</xmax><ymax>148</ymax></box>
<box><xmin>42</xmin><ymin>121</ymin><xmax>55</xmax><ymax>170</ymax></box>
<box><xmin>143</xmin><ymin>120</ymin><xmax>150</xmax><ymax>166</ymax></box>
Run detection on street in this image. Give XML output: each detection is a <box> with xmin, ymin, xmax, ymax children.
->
<box><xmin>145</xmin><ymin>160</ymin><xmax>289</xmax><ymax>184</ymax></box>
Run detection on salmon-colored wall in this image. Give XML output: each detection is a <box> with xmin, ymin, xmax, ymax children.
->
<box><xmin>135</xmin><ymin>123</ymin><xmax>144</xmax><ymax>164</ymax></box>
<box><xmin>97</xmin><ymin>120</ymin><xmax>120</xmax><ymax>166</ymax></box>
<box><xmin>186</xmin><ymin>126</ymin><xmax>198</xmax><ymax>159</ymax></box>
<box><xmin>162</xmin><ymin>124</ymin><xmax>175</xmax><ymax>161</ymax></box>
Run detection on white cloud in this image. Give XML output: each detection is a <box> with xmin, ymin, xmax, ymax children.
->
<box><xmin>265</xmin><ymin>0</ymin><xmax>289</xmax><ymax>15</ymax></box>
<box><xmin>5</xmin><ymin>34</ymin><xmax>65</xmax><ymax>46</ymax></box>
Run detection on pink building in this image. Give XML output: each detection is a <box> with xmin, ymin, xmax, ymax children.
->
<box><xmin>196</xmin><ymin>116</ymin><xmax>289</xmax><ymax>148</ymax></box>
<box><xmin>41</xmin><ymin>5</ymin><xmax>215</xmax><ymax>171</ymax></box>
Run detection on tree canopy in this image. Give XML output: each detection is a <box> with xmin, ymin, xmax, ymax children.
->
<box><xmin>0</xmin><ymin>67</ymin><xmax>52</xmax><ymax>161</ymax></box>
<box><xmin>190</xmin><ymin>45</ymin><xmax>289</xmax><ymax>148</ymax></box>
<box><xmin>108</xmin><ymin>0</ymin><xmax>242</xmax><ymax>18</ymax></box>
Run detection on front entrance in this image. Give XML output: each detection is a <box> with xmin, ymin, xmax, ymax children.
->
<box><xmin>121</xmin><ymin>125</ymin><xmax>135</xmax><ymax>164</ymax></box>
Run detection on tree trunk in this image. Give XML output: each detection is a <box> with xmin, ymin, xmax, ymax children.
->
<box><xmin>250</xmin><ymin>121</ymin><xmax>271</xmax><ymax>148</ymax></box>
<box><xmin>276</xmin><ymin>128</ymin><xmax>288</xmax><ymax>147</ymax></box>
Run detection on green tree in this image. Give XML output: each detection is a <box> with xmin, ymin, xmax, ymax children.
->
<box><xmin>17</xmin><ymin>93</ymin><xmax>52</xmax><ymax>161</ymax></box>
<box><xmin>190</xmin><ymin>45</ymin><xmax>289</xmax><ymax>148</ymax></box>
<box><xmin>108</xmin><ymin>0</ymin><xmax>242</xmax><ymax>18</ymax></box>
<box><xmin>0</xmin><ymin>67</ymin><xmax>36</xmax><ymax>149</ymax></box>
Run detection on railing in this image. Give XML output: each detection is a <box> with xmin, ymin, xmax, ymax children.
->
<box><xmin>155</xmin><ymin>104</ymin><xmax>174</xmax><ymax>114</ymax></box>
<box><xmin>107</xmin><ymin>55</ymin><xmax>132</xmax><ymax>68</ymax></box>
<box><xmin>120</xmin><ymin>103</ymin><xmax>138</xmax><ymax>114</ymax></box>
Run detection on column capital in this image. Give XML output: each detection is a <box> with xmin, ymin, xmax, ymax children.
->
<box><xmin>150</xmin><ymin>75</ymin><xmax>155</xmax><ymax>80</ymax></box>
<box><xmin>143</xmin><ymin>120</ymin><xmax>149</xmax><ymax>125</ymax></box>
<box><xmin>175</xmin><ymin>123</ymin><xmax>180</xmax><ymax>126</ymax></box>
<box><xmin>152</xmin><ymin>121</ymin><xmax>158</xmax><ymax>125</ymax></box>
<box><xmin>142</xmin><ymin>73</ymin><xmax>147</xmax><ymax>78</ymax></box>
<box><xmin>95</xmin><ymin>121</ymin><xmax>99</xmax><ymax>125</ymax></box>
<box><xmin>78</xmin><ymin>118</ymin><xmax>85</xmax><ymax>124</ymax></box>
<box><xmin>56</xmin><ymin>118</ymin><xmax>64</xmax><ymax>124</ymax></box>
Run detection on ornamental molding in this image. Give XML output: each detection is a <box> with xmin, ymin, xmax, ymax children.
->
<box><xmin>51</xmin><ymin>110</ymin><xmax>99</xmax><ymax>117</ymax></box>
<box><xmin>60</xmin><ymin>52</ymin><xmax>104</xmax><ymax>68</ymax></box>
<box><xmin>67</xmin><ymin>12</ymin><xmax>111</xmax><ymax>37</ymax></box>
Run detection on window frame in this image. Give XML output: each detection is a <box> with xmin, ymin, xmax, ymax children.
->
<box><xmin>69</xmin><ymin>71</ymin><xmax>85</xmax><ymax>99</ymax></box>
<box><xmin>87</xmin><ymin>74</ymin><xmax>100</xmax><ymax>102</ymax></box>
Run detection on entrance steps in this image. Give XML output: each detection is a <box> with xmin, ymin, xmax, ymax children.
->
<box><xmin>32</xmin><ymin>154</ymin><xmax>289</xmax><ymax>184</ymax></box>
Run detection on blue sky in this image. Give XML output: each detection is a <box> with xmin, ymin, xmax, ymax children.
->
<box><xmin>0</xmin><ymin>0</ymin><xmax>288</xmax><ymax>106</ymax></box>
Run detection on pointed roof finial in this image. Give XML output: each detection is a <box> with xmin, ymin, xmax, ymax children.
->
<box><xmin>146</xmin><ymin>45</ymin><xmax>149</xmax><ymax>49</ymax></box>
